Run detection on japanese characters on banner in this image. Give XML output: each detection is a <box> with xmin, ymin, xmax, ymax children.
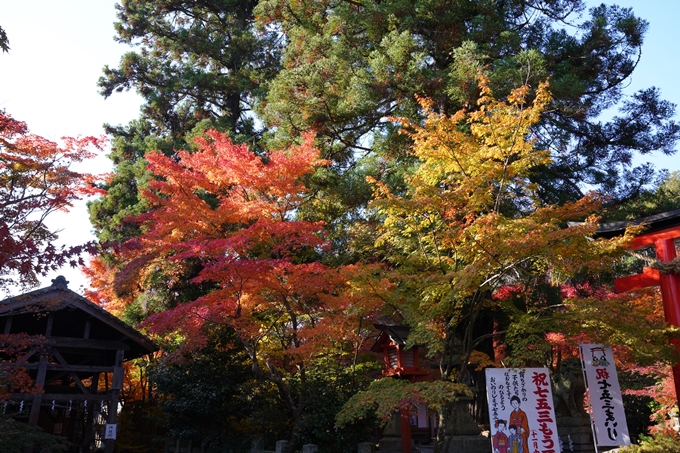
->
<box><xmin>579</xmin><ymin>344</ymin><xmax>631</xmax><ymax>447</ymax></box>
<box><xmin>485</xmin><ymin>368</ymin><xmax>560</xmax><ymax>453</ymax></box>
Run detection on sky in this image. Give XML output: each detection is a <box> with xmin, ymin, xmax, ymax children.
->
<box><xmin>0</xmin><ymin>1</ymin><xmax>142</xmax><ymax>294</ymax></box>
<box><xmin>0</xmin><ymin>0</ymin><xmax>679</xmax><ymax>295</ymax></box>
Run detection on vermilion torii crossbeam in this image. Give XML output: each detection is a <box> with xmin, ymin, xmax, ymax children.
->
<box><xmin>602</xmin><ymin>212</ymin><xmax>680</xmax><ymax>405</ymax></box>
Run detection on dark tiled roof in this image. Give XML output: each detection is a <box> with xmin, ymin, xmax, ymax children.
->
<box><xmin>595</xmin><ymin>208</ymin><xmax>680</xmax><ymax>239</ymax></box>
<box><xmin>0</xmin><ymin>276</ymin><xmax>156</xmax><ymax>359</ymax></box>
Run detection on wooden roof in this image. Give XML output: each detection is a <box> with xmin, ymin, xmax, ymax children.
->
<box><xmin>0</xmin><ymin>275</ymin><xmax>156</xmax><ymax>361</ymax></box>
<box><xmin>372</xmin><ymin>324</ymin><xmax>411</xmax><ymax>347</ymax></box>
<box><xmin>595</xmin><ymin>207</ymin><xmax>680</xmax><ymax>239</ymax></box>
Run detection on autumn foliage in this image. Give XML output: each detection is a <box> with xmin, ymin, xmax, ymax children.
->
<box><xmin>85</xmin><ymin>78</ymin><xmax>680</xmax><ymax>447</ymax></box>
<box><xmin>370</xmin><ymin>79</ymin><xmax>630</xmax><ymax>372</ymax></box>
<box><xmin>0</xmin><ymin>333</ymin><xmax>46</xmax><ymax>400</ymax></box>
<box><xmin>337</xmin><ymin>78</ymin><xmax>649</xmax><ymax>452</ymax></box>
<box><xmin>89</xmin><ymin>131</ymin><xmax>381</xmax><ymax>433</ymax></box>
<box><xmin>0</xmin><ymin>110</ymin><xmax>104</xmax><ymax>290</ymax></box>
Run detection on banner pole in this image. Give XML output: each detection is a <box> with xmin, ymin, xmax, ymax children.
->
<box><xmin>579</xmin><ymin>343</ymin><xmax>599</xmax><ymax>453</ymax></box>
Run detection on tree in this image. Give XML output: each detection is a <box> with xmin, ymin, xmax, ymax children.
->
<box><xmin>255</xmin><ymin>0</ymin><xmax>677</xmax><ymax>206</ymax></box>
<box><xmin>89</xmin><ymin>130</ymin><xmax>381</xmax><ymax>445</ymax></box>
<box><xmin>100</xmin><ymin>0</ymin><xmax>281</xmax><ymax>140</ymax></box>
<box><xmin>89</xmin><ymin>0</ymin><xmax>679</xmax><ymax>323</ymax></box>
<box><xmin>88</xmin><ymin>0</ymin><xmax>680</xmax><ymax>444</ymax></box>
<box><xmin>338</xmin><ymin>79</ymin><xmax>635</xmax><ymax>453</ymax></box>
<box><xmin>145</xmin><ymin>325</ymin><xmax>282</xmax><ymax>452</ymax></box>
<box><xmin>91</xmin><ymin>0</ymin><xmax>282</xmax><ymax>242</ymax></box>
<box><xmin>0</xmin><ymin>25</ymin><xmax>9</xmax><ymax>53</ymax></box>
<box><xmin>0</xmin><ymin>110</ymin><xmax>101</xmax><ymax>451</ymax></box>
<box><xmin>0</xmin><ymin>111</ymin><xmax>103</xmax><ymax>291</ymax></box>
<box><xmin>93</xmin><ymin>1</ymin><xmax>680</xmax><ymax>255</ymax></box>
<box><xmin>89</xmin><ymin>0</ymin><xmax>284</xmax><ymax>305</ymax></box>
<box><xmin>604</xmin><ymin>170</ymin><xmax>680</xmax><ymax>221</ymax></box>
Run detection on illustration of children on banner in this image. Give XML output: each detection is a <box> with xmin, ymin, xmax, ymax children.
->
<box><xmin>492</xmin><ymin>419</ymin><xmax>508</xmax><ymax>453</ymax></box>
<box><xmin>507</xmin><ymin>423</ymin><xmax>524</xmax><ymax>453</ymax></box>
<box><xmin>485</xmin><ymin>368</ymin><xmax>560</xmax><ymax>453</ymax></box>
<box><xmin>509</xmin><ymin>397</ymin><xmax>529</xmax><ymax>453</ymax></box>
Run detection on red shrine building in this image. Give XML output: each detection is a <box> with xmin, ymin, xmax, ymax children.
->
<box><xmin>372</xmin><ymin>324</ymin><xmax>432</xmax><ymax>383</ymax></box>
<box><xmin>372</xmin><ymin>324</ymin><xmax>438</xmax><ymax>453</ymax></box>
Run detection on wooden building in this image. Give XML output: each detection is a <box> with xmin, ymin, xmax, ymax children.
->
<box><xmin>372</xmin><ymin>324</ymin><xmax>432</xmax><ymax>383</ymax></box>
<box><xmin>372</xmin><ymin>325</ymin><xmax>435</xmax><ymax>453</ymax></box>
<box><xmin>0</xmin><ymin>276</ymin><xmax>156</xmax><ymax>452</ymax></box>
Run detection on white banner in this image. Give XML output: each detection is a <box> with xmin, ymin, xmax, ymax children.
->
<box><xmin>486</xmin><ymin>368</ymin><xmax>560</xmax><ymax>453</ymax></box>
<box><xmin>580</xmin><ymin>344</ymin><xmax>630</xmax><ymax>447</ymax></box>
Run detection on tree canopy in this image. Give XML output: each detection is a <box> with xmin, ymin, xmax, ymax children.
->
<box><xmin>88</xmin><ymin>130</ymin><xmax>382</xmax><ymax>443</ymax></box>
<box><xmin>255</xmin><ymin>0</ymin><xmax>677</xmax><ymax>204</ymax></box>
<box><xmin>83</xmin><ymin>0</ymin><xmax>680</xmax><ymax>449</ymax></box>
<box><xmin>0</xmin><ymin>25</ymin><xmax>9</xmax><ymax>53</ymax></box>
<box><xmin>0</xmin><ymin>111</ymin><xmax>103</xmax><ymax>291</ymax></box>
<box><xmin>90</xmin><ymin>0</ymin><xmax>679</xmax><ymax>269</ymax></box>
<box><xmin>340</xmin><ymin>79</ymin><xmax>660</xmax><ymax>452</ymax></box>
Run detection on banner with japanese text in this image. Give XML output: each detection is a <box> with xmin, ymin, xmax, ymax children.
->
<box><xmin>579</xmin><ymin>344</ymin><xmax>630</xmax><ymax>447</ymax></box>
<box><xmin>485</xmin><ymin>368</ymin><xmax>560</xmax><ymax>453</ymax></box>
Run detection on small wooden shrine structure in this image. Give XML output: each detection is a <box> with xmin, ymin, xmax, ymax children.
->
<box><xmin>596</xmin><ymin>207</ymin><xmax>680</xmax><ymax>404</ymax></box>
<box><xmin>372</xmin><ymin>325</ymin><xmax>435</xmax><ymax>453</ymax></box>
<box><xmin>372</xmin><ymin>324</ymin><xmax>431</xmax><ymax>383</ymax></box>
<box><xmin>0</xmin><ymin>276</ymin><xmax>156</xmax><ymax>453</ymax></box>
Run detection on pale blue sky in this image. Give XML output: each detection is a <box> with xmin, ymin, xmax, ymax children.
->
<box><xmin>0</xmin><ymin>1</ymin><xmax>678</xmax><ymax>294</ymax></box>
<box><xmin>0</xmin><ymin>1</ymin><xmax>142</xmax><ymax>293</ymax></box>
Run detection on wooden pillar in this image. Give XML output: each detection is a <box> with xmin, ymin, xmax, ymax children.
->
<box><xmin>104</xmin><ymin>350</ymin><xmax>124</xmax><ymax>453</ymax></box>
<box><xmin>399</xmin><ymin>406</ymin><xmax>412</xmax><ymax>453</ymax></box>
<box><xmin>83</xmin><ymin>320</ymin><xmax>91</xmax><ymax>339</ymax></box>
<box><xmin>83</xmin><ymin>373</ymin><xmax>99</xmax><ymax>451</ymax></box>
<box><xmin>28</xmin><ymin>355</ymin><xmax>47</xmax><ymax>425</ymax></box>
<box><xmin>28</xmin><ymin>313</ymin><xmax>53</xmax><ymax>426</ymax></box>
<box><xmin>3</xmin><ymin>315</ymin><xmax>11</xmax><ymax>334</ymax></box>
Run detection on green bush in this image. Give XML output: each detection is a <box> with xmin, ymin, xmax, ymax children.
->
<box><xmin>620</xmin><ymin>432</ymin><xmax>680</xmax><ymax>453</ymax></box>
<box><xmin>0</xmin><ymin>413</ymin><xmax>70</xmax><ymax>453</ymax></box>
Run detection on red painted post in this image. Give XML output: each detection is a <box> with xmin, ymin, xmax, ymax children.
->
<box><xmin>654</xmin><ymin>238</ymin><xmax>680</xmax><ymax>403</ymax></box>
<box><xmin>399</xmin><ymin>406</ymin><xmax>413</xmax><ymax>453</ymax></box>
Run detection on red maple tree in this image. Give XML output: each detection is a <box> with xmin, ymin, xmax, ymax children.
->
<box><xmin>86</xmin><ymin>131</ymin><xmax>381</xmax><ymax>438</ymax></box>
<box><xmin>0</xmin><ymin>110</ymin><xmax>104</xmax><ymax>290</ymax></box>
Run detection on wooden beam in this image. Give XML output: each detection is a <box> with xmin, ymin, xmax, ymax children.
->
<box><xmin>613</xmin><ymin>267</ymin><xmax>661</xmax><ymax>293</ymax></box>
<box><xmin>49</xmin><ymin>336</ymin><xmax>130</xmax><ymax>351</ymax></box>
<box><xmin>51</xmin><ymin>349</ymin><xmax>90</xmax><ymax>394</ymax></box>
<box><xmin>2</xmin><ymin>362</ymin><xmax>115</xmax><ymax>374</ymax></box>
<box><xmin>10</xmin><ymin>392</ymin><xmax>112</xmax><ymax>401</ymax></box>
<box><xmin>17</xmin><ymin>348</ymin><xmax>37</xmax><ymax>362</ymax></box>
<box><xmin>628</xmin><ymin>225</ymin><xmax>680</xmax><ymax>249</ymax></box>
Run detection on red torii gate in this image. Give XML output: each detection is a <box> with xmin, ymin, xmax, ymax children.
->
<box><xmin>598</xmin><ymin>208</ymin><xmax>680</xmax><ymax>403</ymax></box>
